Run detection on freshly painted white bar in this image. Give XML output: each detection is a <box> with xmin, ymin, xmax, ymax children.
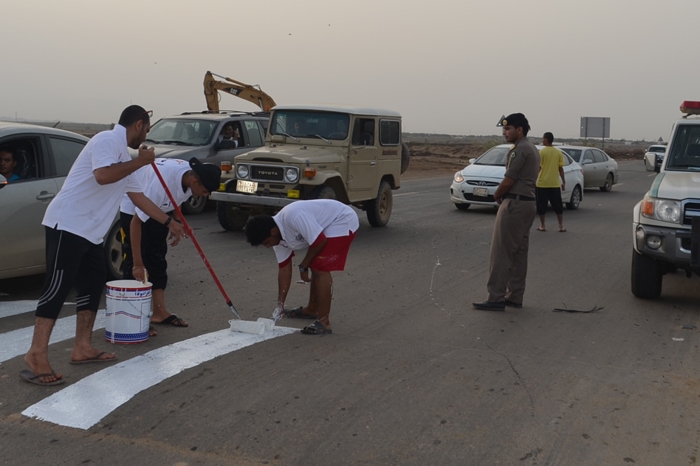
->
<box><xmin>22</xmin><ymin>326</ymin><xmax>296</xmax><ymax>429</ymax></box>
<box><xmin>0</xmin><ymin>300</ymin><xmax>76</xmax><ymax>319</ymax></box>
<box><xmin>0</xmin><ymin>310</ymin><xmax>106</xmax><ymax>364</ymax></box>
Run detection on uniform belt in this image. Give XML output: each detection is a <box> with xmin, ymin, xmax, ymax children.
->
<box><xmin>504</xmin><ymin>193</ymin><xmax>535</xmax><ymax>201</ymax></box>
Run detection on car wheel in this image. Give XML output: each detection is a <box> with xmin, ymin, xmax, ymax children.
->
<box><xmin>104</xmin><ymin>221</ymin><xmax>124</xmax><ymax>281</ymax></box>
<box><xmin>310</xmin><ymin>185</ymin><xmax>336</xmax><ymax>199</ymax></box>
<box><xmin>455</xmin><ymin>203</ymin><xmax>470</xmax><ymax>211</ymax></box>
<box><xmin>566</xmin><ymin>185</ymin><xmax>581</xmax><ymax>210</ymax></box>
<box><xmin>181</xmin><ymin>195</ymin><xmax>208</xmax><ymax>215</ymax></box>
<box><xmin>366</xmin><ymin>181</ymin><xmax>393</xmax><ymax>227</ymax></box>
<box><xmin>217</xmin><ymin>203</ymin><xmax>249</xmax><ymax>231</ymax></box>
<box><xmin>600</xmin><ymin>173</ymin><xmax>613</xmax><ymax>192</ymax></box>
<box><xmin>401</xmin><ymin>142</ymin><xmax>411</xmax><ymax>174</ymax></box>
<box><xmin>631</xmin><ymin>250</ymin><xmax>662</xmax><ymax>299</ymax></box>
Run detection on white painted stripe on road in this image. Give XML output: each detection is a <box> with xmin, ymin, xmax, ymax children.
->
<box><xmin>22</xmin><ymin>326</ymin><xmax>296</xmax><ymax>430</ymax></box>
<box><xmin>0</xmin><ymin>310</ymin><xmax>106</xmax><ymax>364</ymax></box>
<box><xmin>0</xmin><ymin>300</ymin><xmax>76</xmax><ymax>319</ymax></box>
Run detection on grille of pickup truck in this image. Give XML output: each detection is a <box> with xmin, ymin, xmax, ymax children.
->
<box><xmin>251</xmin><ymin>166</ymin><xmax>284</xmax><ymax>181</ymax></box>
<box><xmin>682</xmin><ymin>201</ymin><xmax>700</xmax><ymax>226</ymax></box>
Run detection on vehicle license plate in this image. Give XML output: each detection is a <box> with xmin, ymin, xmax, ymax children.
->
<box><xmin>236</xmin><ymin>180</ymin><xmax>258</xmax><ymax>194</ymax></box>
<box><xmin>473</xmin><ymin>187</ymin><xmax>488</xmax><ymax>197</ymax></box>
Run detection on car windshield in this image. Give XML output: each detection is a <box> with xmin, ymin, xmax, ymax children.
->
<box><xmin>146</xmin><ymin>119</ymin><xmax>219</xmax><ymax>146</ymax></box>
<box><xmin>561</xmin><ymin>148</ymin><xmax>582</xmax><ymax>162</ymax></box>
<box><xmin>270</xmin><ymin>110</ymin><xmax>350</xmax><ymax>140</ymax></box>
<box><xmin>666</xmin><ymin>125</ymin><xmax>700</xmax><ymax>171</ymax></box>
<box><xmin>649</xmin><ymin>146</ymin><xmax>666</xmax><ymax>153</ymax></box>
<box><xmin>474</xmin><ymin>146</ymin><xmax>510</xmax><ymax>166</ymax></box>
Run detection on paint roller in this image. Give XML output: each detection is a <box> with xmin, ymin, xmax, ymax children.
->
<box><xmin>148</xmin><ymin>159</ymin><xmax>266</xmax><ymax>335</ymax></box>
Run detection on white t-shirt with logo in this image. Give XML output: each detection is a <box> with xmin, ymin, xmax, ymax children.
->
<box><xmin>129</xmin><ymin>158</ymin><xmax>192</xmax><ymax>222</ymax></box>
<box><xmin>42</xmin><ymin>125</ymin><xmax>143</xmax><ymax>245</ymax></box>
<box><xmin>272</xmin><ymin>199</ymin><xmax>359</xmax><ymax>264</ymax></box>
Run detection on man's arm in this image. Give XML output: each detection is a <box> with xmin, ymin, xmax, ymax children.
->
<box><xmin>277</xmin><ymin>261</ymin><xmax>293</xmax><ymax>308</ymax></box>
<box><xmin>298</xmin><ymin>235</ymin><xmax>328</xmax><ymax>283</ymax></box>
<box><xmin>559</xmin><ymin>166</ymin><xmax>566</xmax><ymax>190</ymax></box>
<box><xmin>493</xmin><ymin>176</ymin><xmax>516</xmax><ymax>204</ymax></box>
<box><xmin>93</xmin><ymin>146</ymin><xmax>155</xmax><ymax>185</ymax></box>
<box><xmin>127</xmin><ymin>192</ymin><xmax>186</xmax><ymax>245</ymax></box>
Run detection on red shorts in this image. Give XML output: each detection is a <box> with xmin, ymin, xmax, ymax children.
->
<box><xmin>310</xmin><ymin>231</ymin><xmax>356</xmax><ymax>272</ymax></box>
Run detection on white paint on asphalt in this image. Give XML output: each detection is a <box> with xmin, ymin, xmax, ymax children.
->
<box><xmin>0</xmin><ymin>300</ymin><xmax>76</xmax><ymax>319</ymax></box>
<box><xmin>22</xmin><ymin>326</ymin><xmax>296</xmax><ymax>430</ymax></box>
<box><xmin>0</xmin><ymin>310</ymin><xmax>106</xmax><ymax>364</ymax></box>
<box><xmin>394</xmin><ymin>192</ymin><xmax>419</xmax><ymax>197</ymax></box>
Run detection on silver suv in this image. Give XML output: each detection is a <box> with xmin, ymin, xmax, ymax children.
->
<box><xmin>143</xmin><ymin>111</ymin><xmax>269</xmax><ymax>213</ymax></box>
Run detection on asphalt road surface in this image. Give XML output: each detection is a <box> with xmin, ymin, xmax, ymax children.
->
<box><xmin>1</xmin><ymin>160</ymin><xmax>700</xmax><ymax>466</ymax></box>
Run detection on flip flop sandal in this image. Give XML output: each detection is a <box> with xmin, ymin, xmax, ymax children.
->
<box><xmin>153</xmin><ymin>315</ymin><xmax>189</xmax><ymax>327</ymax></box>
<box><xmin>300</xmin><ymin>320</ymin><xmax>332</xmax><ymax>335</ymax></box>
<box><xmin>283</xmin><ymin>307</ymin><xmax>317</xmax><ymax>319</ymax></box>
<box><xmin>19</xmin><ymin>370</ymin><xmax>65</xmax><ymax>386</ymax></box>
<box><xmin>70</xmin><ymin>351</ymin><xmax>118</xmax><ymax>365</ymax></box>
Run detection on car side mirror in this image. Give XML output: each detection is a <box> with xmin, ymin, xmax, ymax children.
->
<box><xmin>654</xmin><ymin>161</ymin><xmax>661</xmax><ymax>173</ymax></box>
<box><xmin>468</xmin><ymin>157</ymin><xmax>476</xmax><ymax>165</ymax></box>
<box><xmin>0</xmin><ymin>174</ymin><xmax>7</xmax><ymax>190</ymax></box>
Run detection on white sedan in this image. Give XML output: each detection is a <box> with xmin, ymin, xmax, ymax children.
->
<box><xmin>450</xmin><ymin>144</ymin><xmax>584</xmax><ymax>211</ymax></box>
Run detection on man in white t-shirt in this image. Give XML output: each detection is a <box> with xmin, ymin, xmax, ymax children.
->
<box><xmin>120</xmin><ymin>157</ymin><xmax>221</xmax><ymax>333</ymax></box>
<box><xmin>245</xmin><ymin>199</ymin><xmax>359</xmax><ymax>335</ymax></box>
<box><xmin>21</xmin><ymin>105</ymin><xmax>186</xmax><ymax>387</ymax></box>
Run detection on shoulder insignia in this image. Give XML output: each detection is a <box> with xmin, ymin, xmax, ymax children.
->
<box><xmin>509</xmin><ymin>145</ymin><xmax>515</xmax><ymax>150</ymax></box>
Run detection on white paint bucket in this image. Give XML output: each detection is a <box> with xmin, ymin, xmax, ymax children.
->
<box><xmin>105</xmin><ymin>280</ymin><xmax>152</xmax><ymax>344</ymax></box>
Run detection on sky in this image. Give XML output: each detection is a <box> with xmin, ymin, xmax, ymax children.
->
<box><xmin>1</xmin><ymin>0</ymin><xmax>697</xmax><ymax>141</ymax></box>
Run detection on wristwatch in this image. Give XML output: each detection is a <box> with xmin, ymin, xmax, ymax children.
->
<box><xmin>298</xmin><ymin>265</ymin><xmax>308</xmax><ymax>273</ymax></box>
<box><xmin>163</xmin><ymin>216</ymin><xmax>172</xmax><ymax>227</ymax></box>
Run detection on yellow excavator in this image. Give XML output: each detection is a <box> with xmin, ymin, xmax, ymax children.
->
<box><xmin>203</xmin><ymin>71</ymin><xmax>277</xmax><ymax>113</ymax></box>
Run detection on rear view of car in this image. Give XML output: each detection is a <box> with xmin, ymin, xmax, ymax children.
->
<box><xmin>644</xmin><ymin>144</ymin><xmax>667</xmax><ymax>172</ymax></box>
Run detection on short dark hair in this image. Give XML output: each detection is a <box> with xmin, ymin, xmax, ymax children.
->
<box><xmin>0</xmin><ymin>146</ymin><xmax>14</xmax><ymax>159</ymax></box>
<box><xmin>502</xmin><ymin>113</ymin><xmax>530</xmax><ymax>136</ymax></box>
<box><xmin>118</xmin><ymin>105</ymin><xmax>150</xmax><ymax>127</ymax></box>
<box><xmin>245</xmin><ymin>215</ymin><xmax>277</xmax><ymax>246</ymax></box>
<box><xmin>543</xmin><ymin>132</ymin><xmax>554</xmax><ymax>144</ymax></box>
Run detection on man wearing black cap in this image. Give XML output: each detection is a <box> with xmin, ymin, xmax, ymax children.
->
<box><xmin>121</xmin><ymin>157</ymin><xmax>221</xmax><ymax>329</ymax></box>
<box><xmin>473</xmin><ymin>113</ymin><xmax>540</xmax><ymax>311</ymax></box>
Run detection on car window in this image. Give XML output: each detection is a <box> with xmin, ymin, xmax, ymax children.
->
<box><xmin>352</xmin><ymin>118</ymin><xmax>375</xmax><ymax>146</ymax></box>
<box><xmin>243</xmin><ymin>120</ymin><xmax>264</xmax><ymax>147</ymax></box>
<box><xmin>379</xmin><ymin>119</ymin><xmax>400</xmax><ymax>146</ymax></box>
<box><xmin>562</xmin><ymin>148</ymin><xmax>581</xmax><ymax>162</ymax></box>
<box><xmin>475</xmin><ymin>146</ymin><xmax>510</xmax><ymax>166</ymax></box>
<box><xmin>593</xmin><ymin>150</ymin><xmax>607</xmax><ymax>163</ymax></box>
<box><xmin>49</xmin><ymin>137</ymin><xmax>85</xmax><ymax>176</ymax></box>
<box><xmin>0</xmin><ymin>137</ymin><xmax>44</xmax><ymax>181</ymax></box>
<box><xmin>147</xmin><ymin>119</ymin><xmax>218</xmax><ymax>146</ymax></box>
<box><xmin>562</xmin><ymin>152</ymin><xmax>572</xmax><ymax>166</ymax></box>
<box><xmin>666</xmin><ymin>124</ymin><xmax>700</xmax><ymax>170</ymax></box>
<box><xmin>270</xmin><ymin>110</ymin><xmax>349</xmax><ymax>140</ymax></box>
<box><xmin>582</xmin><ymin>150</ymin><xmax>594</xmax><ymax>164</ymax></box>
<box><xmin>649</xmin><ymin>146</ymin><xmax>666</xmax><ymax>153</ymax></box>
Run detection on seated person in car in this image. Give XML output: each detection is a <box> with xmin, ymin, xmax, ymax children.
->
<box><xmin>0</xmin><ymin>147</ymin><xmax>20</xmax><ymax>182</ymax></box>
<box><xmin>216</xmin><ymin>123</ymin><xmax>240</xmax><ymax>149</ymax></box>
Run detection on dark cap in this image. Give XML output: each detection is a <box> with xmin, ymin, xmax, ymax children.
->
<box><xmin>189</xmin><ymin>157</ymin><xmax>221</xmax><ymax>193</ymax></box>
<box><xmin>499</xmin><ymin>113</ymin><xmax>530</xmax><ymax>132</ymax></box>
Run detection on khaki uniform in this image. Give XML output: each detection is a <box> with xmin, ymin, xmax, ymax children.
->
<box><xmin>486</xmin><ymin>138</ymin><xmax>540</xmax><ymax>303</ymax></box>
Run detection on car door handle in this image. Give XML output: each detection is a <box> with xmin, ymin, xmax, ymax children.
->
<box><xmin>36</xmin><ymin>191</ymin><xmax>56</xmax><ymax>201</ymax></box>
<box><xmin>370</xmin><ymin>161</ymin><xmax>376</xmax><ymax>166</ymax></box>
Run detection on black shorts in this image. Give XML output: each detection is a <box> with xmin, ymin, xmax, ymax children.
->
<box><xmin>121</xmin><ymin>212</ymin><xmax>170</xmax><ymax>290</ymax></box>
<box><xmin>35</xmin><ymin>227</ymin><xmax>106</xmax><ymax>320</ymax></box>
<box><xmin>536</xmin><ymin>187</ymin><xmax>564</xmax><ymax>215</ymax></box>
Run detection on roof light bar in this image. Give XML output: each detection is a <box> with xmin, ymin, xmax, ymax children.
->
<box><xmin>680</xmin><ymin>101</ymin><xmax>700</xmax><ymax>115</ymax></box>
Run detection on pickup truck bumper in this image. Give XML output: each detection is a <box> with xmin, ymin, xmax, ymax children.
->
<box><xmin>210</xmin><ymin>191</ymin><xmax>297</xmax><ymax>208</ymax></box>
<box><xmin>634</xmin><ymin>219</ymin><xmax>700</xmax><ymax>270</ymax></box>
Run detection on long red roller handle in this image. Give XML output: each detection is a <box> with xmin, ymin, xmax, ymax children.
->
<box><xmin>150</xmin><ymin>162</ymin><xmax>241</xmax><ymax>319</ymax></box>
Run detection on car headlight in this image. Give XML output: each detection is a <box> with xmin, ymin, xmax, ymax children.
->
<box><xmin>236</xmin><ymin>164</ymin><xmax>249</xmax><ymax>179</ymax></box>
<box><xmin>454</xmin><ymin>171</ymin><xmax>465</xmax><ymax>183</ymax></box>
<box><xmin>641</xmin><ymin>197</ymin><xmax>681</xmax><ymax>223</ymax></box>
<box><xmin>285</xmin><ymin>167</ymin><xmax>299</xmax><ymax>183</ymax></box>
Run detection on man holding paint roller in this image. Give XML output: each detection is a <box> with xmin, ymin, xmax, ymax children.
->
<box><xmin>245</xmin><ymin>199</ymin><xmax>359</xmax><ymax>335</ymax></box>
<box><xmin>21</xmin><ymin>106</ymin><xmax>187</xmax><ymax>386</ymax></box>
<box><xmin>120</xmin><ymin>157</ymin><xmax>221</xmax><ymax>331</ymax></box>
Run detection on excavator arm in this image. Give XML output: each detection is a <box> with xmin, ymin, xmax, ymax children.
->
<box><xmin>204</xmin><ymin>71</ymin><xmax>277</xmax><ymax>113</ymax></box>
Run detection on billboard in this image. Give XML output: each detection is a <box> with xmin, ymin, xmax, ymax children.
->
<box><xmin>580</xmin><ymin>117</ymin><xmax>610</xmax><ymax>138</ymax></box>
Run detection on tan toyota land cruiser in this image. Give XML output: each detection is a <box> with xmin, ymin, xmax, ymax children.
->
<box><xmin>210</xmin><ymin>104</ymin><xmax>410</xmax><ymax>229</ymax></box>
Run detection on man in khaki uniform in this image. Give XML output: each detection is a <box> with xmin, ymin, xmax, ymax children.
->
<box><xmin>473</xmin><ymin>113</ymin><xmax>540</xmax><ymax>311</ymax></box>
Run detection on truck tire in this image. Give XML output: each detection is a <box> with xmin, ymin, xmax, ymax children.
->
<box><xmin>631</xmin><ymin>249</ymin><xmax>662</xmax><ymax>299</ymax></box>
<box><xmin>182</xmin><ymin>195</ymin><xmax>207</xmax><ymax>215</ymax></box>
<box><xmin>366</xmin><ymin>181</ymin><xmax>393</xmax><ymax>227</ymax></box>
<box><xmin>310</xmin><ymin>185</ymin><xmax>336</xmax><ymax>199</ymax></box>
<box><xmin>217</xmin><ymin>203</ymin><xmax>249</xmax><ymax>231</ymax></box>
<box><xmin>401</xmin><ymin>142</ymin><xmax>410</xmax><ymax>174</ymax></box>
<box><xmin>104</xmin><ymin>220</ymin><xmax>124</xmax><ymax>281</ymax></box>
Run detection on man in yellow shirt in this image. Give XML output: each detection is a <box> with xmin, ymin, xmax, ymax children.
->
<box><xmin>536</xmin><ymin>132</ymin><xmax>566</xmax><ymax>232</ymax></box>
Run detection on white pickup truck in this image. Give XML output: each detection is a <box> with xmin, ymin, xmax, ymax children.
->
<box><xmin>631</xmin><ymin>101</ymin><xmax>700</xmax><ymax>298</ymax></box>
